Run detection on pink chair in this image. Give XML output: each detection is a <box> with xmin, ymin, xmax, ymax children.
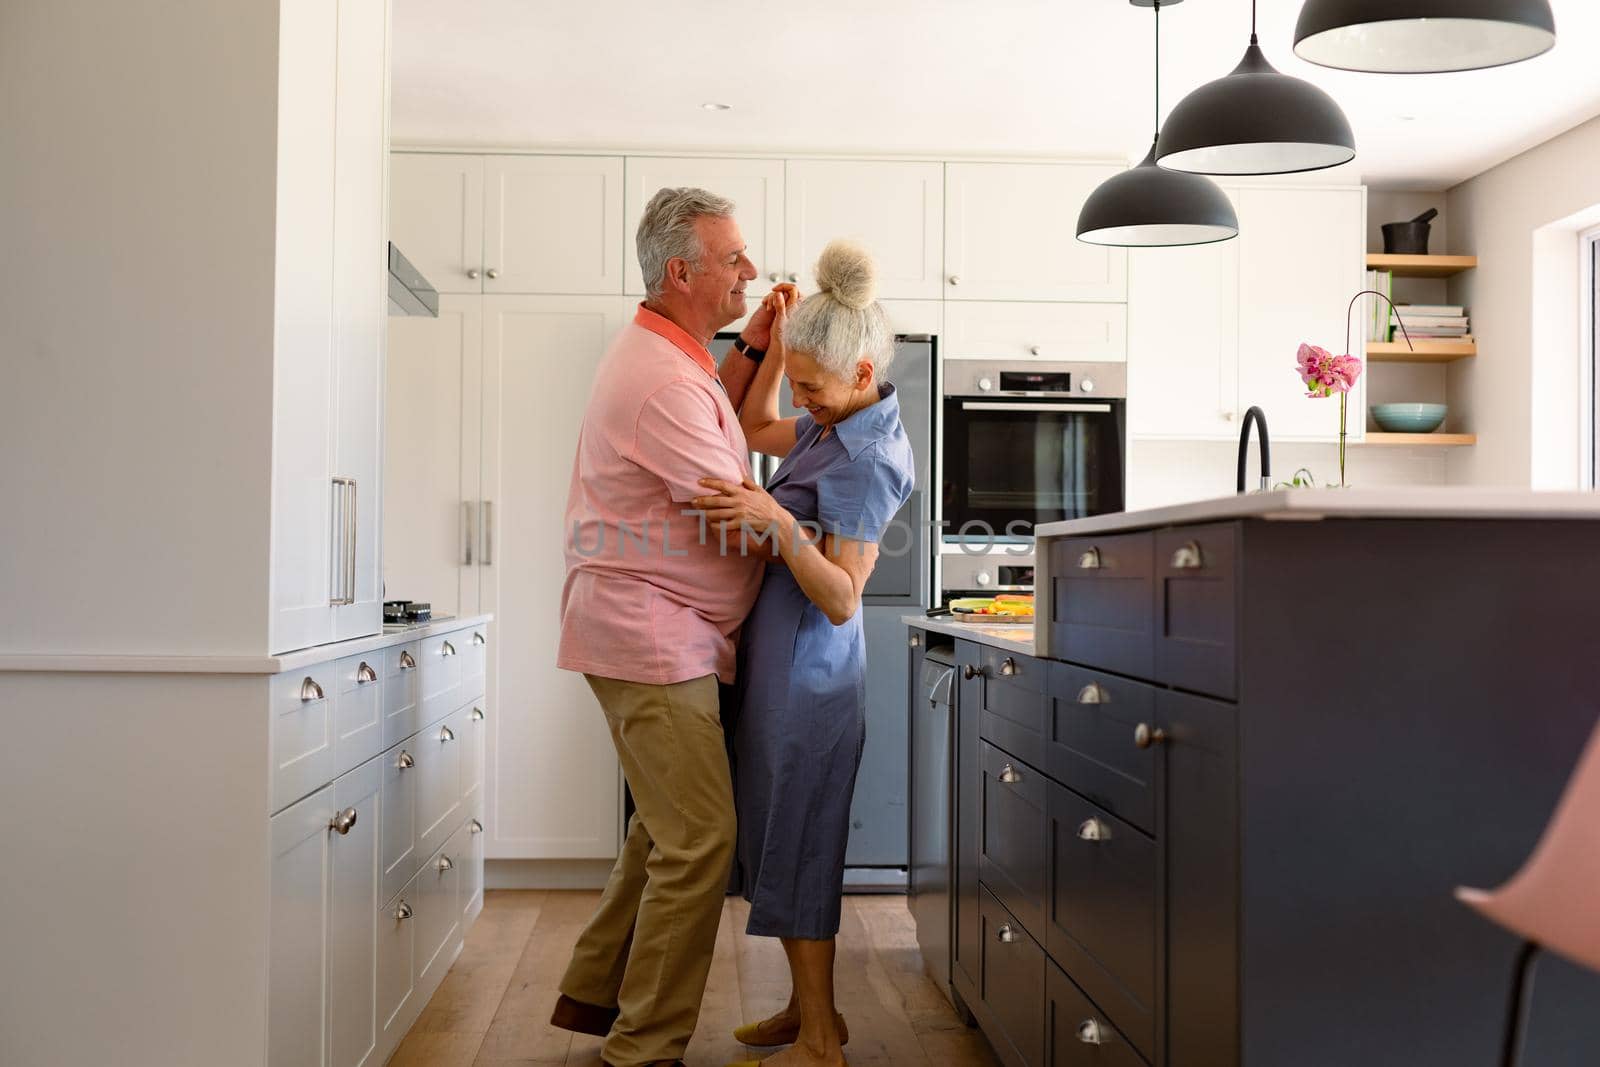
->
<box><xmin>1456</xmin><ymin>716</ymin><xmax>1600</xmax><ymax>1067</ymax></box>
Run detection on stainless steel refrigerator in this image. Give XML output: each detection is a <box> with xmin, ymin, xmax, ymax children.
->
<box><xmin>715</xmin><ymin>332</ymin><xmax>936</xmax><ymax>886</ymax></box>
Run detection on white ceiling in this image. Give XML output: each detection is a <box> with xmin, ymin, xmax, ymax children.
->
<box><xmin>391</xmin><ymin>0</ymin><xmax>1600</xmax><ymax>190</ymax></box>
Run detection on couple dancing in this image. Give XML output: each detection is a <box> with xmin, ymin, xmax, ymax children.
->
<box><xmin>554</xmin><ymin>186</ymin><xmax>914</xmax><ymax>1067</ymax></box>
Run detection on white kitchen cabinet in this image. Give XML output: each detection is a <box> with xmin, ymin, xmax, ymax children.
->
<box><xmin>389</xmin><ymin>154</ymin><xmax>485</xmax><ymax>294</ymax></box>
<box><xmin>784</xmin><ymin>160</ymin><xmax>945</xmax><ymax>300</ymax></box>
<box><xmin>1127</xmin><ymin>184</ymin><xmax>1364</xmax><ymax>443</ymax></box>
<box><xmin>481</xmin><ymin>295</ymin><xmax>629</xmax><ymax>860</ymax></box>
<box><xmin>329</xmin><ymin>756</ymin><xmax>383</xmax><ymax>1067</ymax></box>
<box><xmin>382</xmin><ymin>642</ymin><xmax>421</xmax><ymax>749</ymax></box>
<box><xmin>1128</xmin><ymin>236</ymin><xmax>1241</xmax><ymax>440</ymax></box>
<box><xmin>484</xmin><ymin>155</ymin><xmax>625</xmax><ymax>294</ymax></box>
<box><xmin>384</xmin><ymin>296</ymin><xmax>484</xmax><ymax>617</ymax></box>
<box><xmin>943</xmin><ymin>301</ymin><xmax>1127</xmax><ymax>362</ymax></box>
<box><xmin>417</xmin><ymin>714</ymin><xmax>463</xmax><ymax>865</ymax></box>
<box><xmin>1235</xmin><ymin>186</ymin><xmax>1366</xmax><ymax>442</ymax></box>
<box><xmin>334</xmin><ymin>653</ymin><xmax>385</xmax><ymax>773</ymax></box>
<box><xmin>417</xmin><ymin>833</ymin><xmax>464</xmax><ymax>988</ymax></box>
<box><xmin>624</xmin><ymin>157</ymin><xmax>786</xmax><ymax>297</ymax></box>
<box><xmin>376</xmin><ymin>872</ymin><xmax>420</xmax><ymax>1057</ymax></box>
<box><xmin>270</xmin><ymin>0</ymin><xmax>389</xmax><ymax>655</ymax></box>
<box><xmin>268</xmin><ymin>784</ymin><xmax>335</xmax><ymax>1067</ymax></box>
<box><xmin>380</xmin><ymin>737</ymin><xmax>420</xmax><ymax>905</ymax></box>
<box><xmin>945</xmin><ymin>162</ymin><xmax>1128</xmax><ymax>302</ymax></box>
<box><xmin>463</xmin><ymin>805</ymin><xmax>486</xmax><ymax>927</ymax></box>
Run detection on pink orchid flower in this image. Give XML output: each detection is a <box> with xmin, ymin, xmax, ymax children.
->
<box><xmin>1296</xmin><ymin>343</ymin><xmax>1363</xmax><ymax>397</ymax></box>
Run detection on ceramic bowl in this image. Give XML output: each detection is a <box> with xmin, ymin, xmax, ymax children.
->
<box><xmin>1371</xmin><ymin>402</ymin><xmax>1447</xmax><ymax>434</ymax></box>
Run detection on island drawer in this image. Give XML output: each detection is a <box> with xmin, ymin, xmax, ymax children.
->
<box><xmin>1047</xmin><ymin>959</ymin><xmax>1149</xmax><ymax>1067</ymax></box>
<box><xmin>977</xmin><ymin>649</ymin><xmax>1048</xmax><ymax>771</ymax></box>
<box><xmin>1154</xmin><ymin>524</ymin><xmax>1237</xmax><ymax>700</ymax></box>
<box><xmin>1048</xmin><ymin>532</ymin><xmax>1154</xmax><ymax>682</ymax></box>
<box><xmin>1045</xmin><ymin>663</ymin><xmax>1158</xmax><ymax>834</ymax></box>
<box><xmin>980</xmin><ymin>741</ymin><xmax>1048</xmax><ymax>939</ymax></box>
<box><xmin>383</xmin><ymin>642</ymin><xmax>422</xmax><ymax>749</ymax></box>
<box><xmin>1045</xmin><ymin>781</ymin><xmax>1156</xmax><ymax>1060</ymax></box>
<box><xmin>980</xmin><ymin>885</ymin><xmax>1047</xmax><ymax>1067</ymax></box>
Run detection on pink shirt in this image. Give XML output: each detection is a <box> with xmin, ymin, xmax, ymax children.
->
<box><xmin>557</xmin><ymin>305</ymin><xmax>764</xmax><ymax>685</ymax></box>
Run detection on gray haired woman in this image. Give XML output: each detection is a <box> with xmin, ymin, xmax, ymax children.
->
<box><xmin>693</xmin><ymin>240</ymin><xmax>915</xmax><ymax>1067</ymax></box>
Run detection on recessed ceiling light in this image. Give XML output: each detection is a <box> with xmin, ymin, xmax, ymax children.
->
<box><xmin>701</xmin><ymin>102</ymin><xmax>732</xmax><ymax>111</ymax></box>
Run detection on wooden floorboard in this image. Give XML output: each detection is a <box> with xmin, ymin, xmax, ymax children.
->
<box><xmin>387</xmin><ymin>889</ymin><xmax>1000</xmax><ymax>1067</ymax></box>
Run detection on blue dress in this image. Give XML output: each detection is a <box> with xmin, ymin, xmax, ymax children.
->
<box><xmin>733</xmin><ymin>383</ymin><xmax>915</xmax><ymax>940</ymax></box>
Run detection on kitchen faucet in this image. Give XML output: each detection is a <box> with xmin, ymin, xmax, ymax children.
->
<box><xmin>1237</xmin><ymin>406</ymin><xmax>1270</xmax><ymax>493</ymax></box>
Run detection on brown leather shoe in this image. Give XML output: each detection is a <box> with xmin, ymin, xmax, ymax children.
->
<box><xmin>550</xmin><ymin>993</ymin><xmax>620</xmax><ymax>1037</ymax></box>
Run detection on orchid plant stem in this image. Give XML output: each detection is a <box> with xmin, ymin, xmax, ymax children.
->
<box><xmin>1339</xmin><ymin>392</ymin><xmax>1348</xmax><ymax>488</ymax></box>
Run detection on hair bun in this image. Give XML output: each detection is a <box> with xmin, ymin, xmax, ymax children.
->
<box><xmin>813</xmin><ymin>239</ymin><xmax>878</xmax><ymax>311</ymax></box>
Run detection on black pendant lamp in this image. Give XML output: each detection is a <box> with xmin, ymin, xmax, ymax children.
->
<box><xmin>1155</xmin><ymin>0</ymin><xmax>1355</xmax><ymax>175</ymax></box>
<box><xmin>1294</xmin><ymin>0</ymin><xmax>1556</xmax><ymax>73</ymax></box>
<box><xmin>1077</xmin><ymin>0</ymin><xmax>1239</xmax><ymax>247</ymax></box>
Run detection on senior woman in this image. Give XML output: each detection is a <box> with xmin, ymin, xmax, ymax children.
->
<box><xmin>692</xmin><ymin>239</ymin><xmax>914</xmax><ymax>1067</ymax></box>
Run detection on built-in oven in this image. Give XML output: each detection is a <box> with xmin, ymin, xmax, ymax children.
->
<box><xmin>941</xmin><ymin>360</ymin><xmax>1126</xmax><ymax>542</ymax></box>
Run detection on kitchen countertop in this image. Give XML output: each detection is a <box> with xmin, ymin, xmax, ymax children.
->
<box><xmin>902</xmin><ymin>614</ymin><xmax>1036</xmax><ymax>657</ymax></box>
<box><xmin>1034</xmin><ymin>487</ymin><xmax>1600</xmax><ymax>539</ymax></box>
<box><xmin>0</xmin><ymin>614</ymin><xmax>494</xmax><ymax>675</ymax></box>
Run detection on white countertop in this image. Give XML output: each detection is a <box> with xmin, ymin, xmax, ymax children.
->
<box><xmin>1035</xmin><ymin>487</ymin><xmax>1600</xmax><ymax>538</ymax></box>
<box><xmin>0</xmin><ymin>614</ymin><xmax>494</xmax><ymax>675</ymax></box>
<box><xmin>903</xmin><ymin>614</ymin><xmax>1037</xmax><ymax>657</ymax></box>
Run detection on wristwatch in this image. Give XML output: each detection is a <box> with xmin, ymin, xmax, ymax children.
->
<box><xmin>732</xmin><ymin>337</ymin><xmax>766</xmax><ymax>364</ymax></box>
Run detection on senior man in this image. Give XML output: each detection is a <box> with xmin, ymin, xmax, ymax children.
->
<box><xmin>553</xmin><ymin>187</ymin><xmax>796</xmax><ymax>1067</ymax></box>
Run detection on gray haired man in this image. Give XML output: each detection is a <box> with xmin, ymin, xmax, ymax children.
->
<box><xmin>551</xmin><ymin>188</ymin><xmax>797</xmax><ymax>1066</ymax></box>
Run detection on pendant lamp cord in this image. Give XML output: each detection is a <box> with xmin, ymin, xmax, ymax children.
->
<box><xmin>1153</xmin><ymin>0</ymin><xmax>1161</xmax><ymax>140</ymax></box>
<box><xmin>1250</xmin><ymin>0</ymin><xmax>1258</xmax><ymax>44</ymax></box>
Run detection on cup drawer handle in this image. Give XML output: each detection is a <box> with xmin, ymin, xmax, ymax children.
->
<box><xmin>998</xmin><ymin>763</ymin><xmax>1024</xmax><ymax>785</ymax></box>
<box><xmin>1171</xmin><ymin>541</ymin><xmax>1205</xmax><ymax>570</ymax></box>
<box><xmin>1077</xmin><ymin>1019</ymin><xmax>1106</xmax><ymax>1045</ymax></box>
<box><xmin>996</xmin><ymin>924</ymin><xmax>1018</xmax><ymax>944</ymax></box>
<box><xmin>1076</xmin><ymin>817</ymin><xmax>1112</xmax><ymax>842</ymax></box>
<box><xmin>299</xmin><ymin>677</ymin><xmax>324</xmax><ymax>702</ymax></box>
<box><xmin>1076</xmin><ymin>683</ymin><xmax>1108</xmax><ymax>705</ymax></box>
<box><xmin>1077</xmin><ymin>547</ymin><xmax>1101</xmax><ymax>570</ymax></box>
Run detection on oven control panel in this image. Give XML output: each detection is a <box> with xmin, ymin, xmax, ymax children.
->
<box><xmin>944</xmin><ymin>359</ymin><xmax>1126</xmax><ymax>399</ymax></box>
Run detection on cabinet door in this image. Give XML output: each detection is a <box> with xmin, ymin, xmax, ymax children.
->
<box><xmin>481</xmin><ymin>296</ymin><xmax>629</xmax><ymax>859</ymax></box>
<box><xmin>389</xmin><ymin>153</ymin><xmax>485</xmax><ymax>293</ymax></box>
<box><xmin>463</xmin><ymin>805</ymin><xmax>486</xmax><ymax>928</ymax></box>
<box><xmin>784</xmin><ymin>160</ymin><xmax>944</xmax><ymax>300</ymax></box>
<box><xmin>623</xmin><ymin>157</ymin><xmax>785</xmax><ymax>297</ymax></box>
<box><xmin>946</xmin><ymin>163</ymin><xmax>1128</xmax><ymax>302</ymax></box>
<box><xmin>417</xmin><ymin>714</ymin><xmax>463</xmax><ymax>865</ymax></box>
<box><xmin>1235</xmin><ymin>186</ymin><xmax>1366</xmax><ymax>442</ymax></box>
<box><xmin>943</xmin><ymin>302</ymin><xmax>1128</xmax><ymax>363</ymax></box>
<box><xmin>268</xmin><ymin>784</ymin><xmax>334</xmax><ymax>1067</ymax></box>
<box><xmin>330</xmin><ymin>757</ymin><xmax>383</xmax><ymax>1067</ymax></box>
<box><xmin>1127</xmin><ymin>226</ymin><xmax>1240</xmax><ymax>441</ymax></box>
<box><xmin>270</xmin><ymin>0</ymin><xmax>340</xmax><ymax>655</ymax></box>
<box><xmin>484</xmin><ymin>155</ymin><xmax>625</xmax><ymax>294</ymax></box>
<box><xmin>417</xmin><ymin>831</ymin><xmax>464</xmax><ymax>990</ymax></box>
<box><xmin>376</xmin><ymin>872</ymin><xmax>419</xmax><ymax>1063</ymax></box>
<box><xmin>384</xmin><ymin>296</ymin><xmax>483</xmax><ymax>617</ymax></box>
<box><xmin>381</xmin><ymin>738</ymin><xmax>419</xmax><ymax>905</ymax></box>
<box><xmin>329</xmin><ymin>0</ymin><xmax>388</xmax><ymax>643</ymax></box>
<box><xmin>953</xmin><ymin>642</ymin><xmax>983</xmax><ymax>1004</ymax></box>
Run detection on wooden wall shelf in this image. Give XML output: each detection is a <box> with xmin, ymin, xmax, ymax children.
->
<box><xmin>1366</xmin><ymin>254</ymin><xmax>1478</xmax><ymax>278</ymax></box>
<box><xmin>1367</xmin><ymin>340</ymin><xmax>1476</xmax><ymax>362</ymax></box>
<box><xmin>1361</xmin><ymin>432</ymin><xmax>1477</xmax><ymax>447</ymax></box>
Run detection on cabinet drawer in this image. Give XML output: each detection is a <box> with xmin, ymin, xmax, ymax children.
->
<box><xmin>1048</xmin><ymin>533</ymin><xmax>1154</xmax><ymax>681</ymax></box>
<box><xmin>271</xmin><ymin>667</ymin><xmax>337</xmax><ymax>814</ymax></box>
<box><xmin>383</xmin><ymin>642</ymin><xmax>421</xmax><ymax>749</ymax></box>
<box><xmin>417</xmin><ymin>714</ymin><xmax>464</xmax><ymax>865</ymax></box>
<box><xmin>419</xmin><ymin>631</ymin><xmax>463</xmax><ymax>724</ymax></box>
<box><xmin>380</xmin><ymin>739</ymin><xmax>420</xmax><ymax>905</ymax></box>
<box><xmin>377</xmin><ymin>868</ymin><xmax>421</xmax><ymax>1057</ymax></box>
<box><xmin>977</xmin><ymin>649</ymin><xmax>1048</xmax><ymax>772</ymax></box>
<box><xmin>1046</xmin><ymin>783</ymin><xmax>1156</xmax><ymax>1060</ymax></box>
<box><xmin>944</xmin><ymin>301</ymin><xmax>1127</xmax><ymax>363</ymax></box>
<box><xmin>417</xmin><ymin>829</ymin><xmax>465</xmax><ymax>989</ymax></box>
<box><xmin>980</xmin><ymin>885</ymin><xmax>1046</xmax><ymax>1067</ymax></box>
<box><xmin>463</xmin><ymin>802</ymin><xmax>486</xmax><ymax>928</ymax></box>
<box><xmin>1047</xmin><ymin>959</ymin><xmax>1148</xmax><ymax>1067</ymax></box>
<box><xmin>980</xmin><ymin>741</ymin><xmax>1048</xmax><ymax>938</ymax></box>
<box><xmin>462</xmin><ymin>699</ymin><xmax>487</xmax><ymax>809</ymax></box>
<box><xmin>460</xmin><ymin>626</ymin><xmax>488</xmax><ymax>700</ymax></box>
<box><xmin>1046</xmin><ymin>663</ymin><xmax>1158</xmax><ymax>834</ymax></box>
<box><xmin>1155</xmin><ymin>524</ymin><xmax>1238</xmax><ymax>700</ymax></box>
<box><xmin>334</xmin><ymin>653</ymin><xmax>385</xmax><ymax>776</ymax></box>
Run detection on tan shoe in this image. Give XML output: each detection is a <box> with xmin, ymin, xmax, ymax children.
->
<box><xmin>733</xmin><ymin>1012</ymin><xmax>849</xmax><ymax>1048</ymax></box>
<box><xmin>550</xmin><ymin>993</ymin><xmax>620</xmax><ymax>1037</ymax></box>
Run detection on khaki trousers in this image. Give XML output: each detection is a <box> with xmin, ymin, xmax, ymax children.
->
<box><xmin>560</xmin><ymin>673</ymin><xmax>736</xmax><ymax>1067</ymax></box>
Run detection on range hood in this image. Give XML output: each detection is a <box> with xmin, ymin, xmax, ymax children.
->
<box><xmin>387</xmin><ymin>242</ymin><xmax>439</xmax><ymax>317</ymax></box>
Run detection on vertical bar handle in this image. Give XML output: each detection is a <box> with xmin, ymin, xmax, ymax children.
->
<box><xmin>330</xmin><ymin>478</ymin><xmax>356</xmax><ymax>606</ymax></box>
<box><xmin>345</xmin><ymin>479</ymin><xmax>357</xmax><ymax>606</ymax></box>
<box><xmin>481</xmin><ymin>500</ymin><xmax>494</xmax><ymax>565</ymax></box>
<box><xmin>462</xmin><ymin>501</ymin><xmax>474</xmax><ymax>566</ymax></box>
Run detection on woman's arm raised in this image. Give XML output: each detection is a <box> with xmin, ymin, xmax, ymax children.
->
<box><xmin>739</xmin><ymin>294</ymin><xmax>801</xmax><ymax>459</ymax></box>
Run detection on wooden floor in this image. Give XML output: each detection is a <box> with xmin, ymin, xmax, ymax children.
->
<box><xmin>390</xmin><ymin>890</ymin><xmax>1002</xmax><ymax>1067</ymax></box>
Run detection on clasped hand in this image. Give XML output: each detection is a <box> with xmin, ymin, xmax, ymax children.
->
<box><xmin>692</xmin><ymin>477</ymin><xmax>788</xmax><ymax>538</ymax></box>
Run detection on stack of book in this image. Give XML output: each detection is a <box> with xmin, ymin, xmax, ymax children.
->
<box><xmin>1364</xmin><ymin>270</ymin><xmax>1393</xmax><ymax>342</ymax></box>
<box><xmin>1392</xmin><ymin>304</ymin><xmax>1471</xmax><ymax>341</ymax></box>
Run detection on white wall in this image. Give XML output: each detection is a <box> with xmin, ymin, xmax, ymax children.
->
<box><xmin>1127</xmin><ymin>440</ymin><xmax>1447</xmax><ymax>510</ymax></box>
<box><xmin>1446</xmin><ymin>113</ymin><xmax>1600</xmax><ymax>488</ymax></box>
